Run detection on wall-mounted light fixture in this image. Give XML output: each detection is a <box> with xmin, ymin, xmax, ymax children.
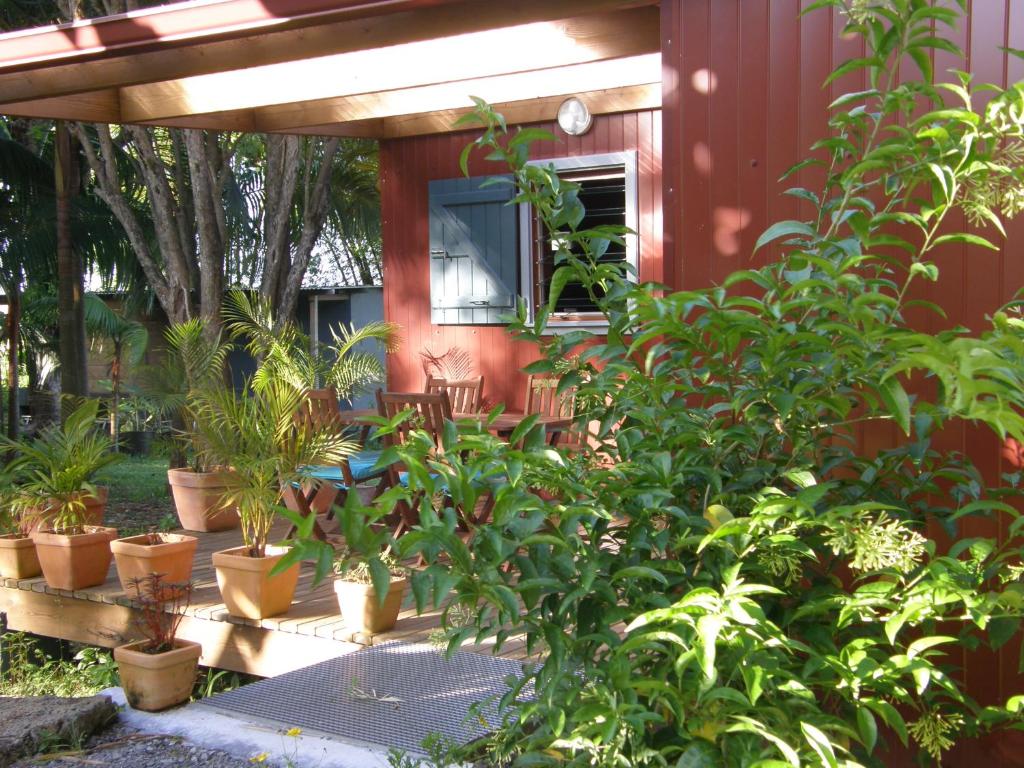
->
<box><xmin>557</xmin><ymin>96</ymin><xmax>592</xmax><ymax>136</ymax></box>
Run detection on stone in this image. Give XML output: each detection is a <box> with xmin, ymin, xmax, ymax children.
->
<box><xmin>0</xmin><ymin>695</ymin><xmax>117</xmax><ymax>767</ymax></box>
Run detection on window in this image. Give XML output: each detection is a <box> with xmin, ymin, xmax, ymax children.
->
<box><xmin>427</xmin><ymin>152</ymin><xmax>637</xmax><ymax>328</ymax></box>
<box><xmin>520</xmin><ymin>152</ymin><xmax>638</xmax><ymax>326</ymax></box>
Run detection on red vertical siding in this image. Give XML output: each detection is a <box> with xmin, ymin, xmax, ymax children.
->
<box><xmin>380</xmin><ymin>110</ymin><xmax>662</xmax><ymax>410</ymax></box>
<box><xmin>659</xmin><ymin>0</ymin><xmax>1023</xmax><ymax>751</ymax></box>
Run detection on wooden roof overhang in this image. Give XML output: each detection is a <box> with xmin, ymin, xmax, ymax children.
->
<box><xmin>0</xmin><ymin>0</ymin><xmax>661</xmax><ymax>138</ymax></box>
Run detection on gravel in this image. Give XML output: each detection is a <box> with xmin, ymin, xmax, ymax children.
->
<box><xmin>11</xmin><ymin>721</ymin><xmax>262</xmax><ymax>768</ymax></box>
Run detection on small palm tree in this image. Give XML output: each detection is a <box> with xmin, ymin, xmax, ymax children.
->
<box><xmin>137</xmin><ymin>319</ymin><xmax>231</xmax><ymax>471</ymax></box>
<box><xmin>223</xmin><ymin>290</ymin><xmax>400</xmax><ymax>398</ymax></box>
<box><xmin>192</xmin><ymin>379</ymin><xmax>356</xmax><ymax>557</ymax></box>
<box><xmin>3</xmin><ymin>400</ymin><xmax>119</xmax><ymax>532</ymax></box>
<box><xmin>83</xmin><ymin>295</ymin><xmax>148</xmax><ymax>446</ymax></box>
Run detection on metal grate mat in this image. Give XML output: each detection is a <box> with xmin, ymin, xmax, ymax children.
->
<box><xmin>196</xmin><ymin>642</ymin><xmax>529</xmax><ymax>754</ymax></box>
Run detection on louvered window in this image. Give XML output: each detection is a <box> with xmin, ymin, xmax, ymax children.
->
<box><xmin>519</xmin><ymin>152</ymin><xmax>638</xmax><ymax>325</ymax></box>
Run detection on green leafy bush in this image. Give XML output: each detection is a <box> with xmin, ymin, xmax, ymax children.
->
<box><xmin>300</xmin><ymin>2</ymin><xmax>1024</xmax><ymax>765</ymax></box>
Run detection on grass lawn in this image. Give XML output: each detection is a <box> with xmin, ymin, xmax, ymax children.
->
<box><xmin>96</xmin><ymin>455</ymin><xmax>171</xmax><ymax>504</ymax></box>
<box><xmin>95</xmin><ymin>455</ymin><xmax>177</xmax><ymax>532</ymax></box>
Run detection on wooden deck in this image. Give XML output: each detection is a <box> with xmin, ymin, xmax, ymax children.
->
<box><xmin>0</xmin><ymin>522</ymin><xmax>531</xmax><ymax>677</ymax></box>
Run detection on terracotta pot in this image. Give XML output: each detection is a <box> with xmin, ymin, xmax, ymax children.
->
<box><xmin>111</xmin><ymin>532</ymin><xmax>198</xmax><ymax>595</ymax></box>
<box><xmin>0</xmin><ymin>534</ymin><xmax>41</xmax><ymax>579</ymax></box>
<box><xmin>114</xmin><ymin>638</ymin><xmax>201</xmax><ymax>712</ymax></box>
<box><xmin>25</xmin><ymin>487</ymin><xmax>109</xmax><ymax>533</ymax></box>
<box><xmin>31</xmin><ymin>526</ymin><xmax>117</xmax><ymax>591</ymax></box>
<box><xmin>167</xmin><ymin>469</ymin><xmax>239</xmax><ymax>532</ymax></box>
<box><xmin>334</xmin><ymin>577</ymin><xmax>408</xmax><ymax>634</ymax></box>
<box><xmin>212</xmin><ymin>545</ymin><xmax>298</xmax><ymax>620</ymax></box>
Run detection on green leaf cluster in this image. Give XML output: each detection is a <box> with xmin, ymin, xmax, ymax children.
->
<box><xmin>305</xmin><ymin>2</ymin><xmax>1024</xmax><ymax>765</ymax></box>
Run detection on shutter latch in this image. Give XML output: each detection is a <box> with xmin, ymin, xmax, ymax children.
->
<box><xmin>430</xmin><ymin>249</ymin><xmax>468</xmax><ymax>260</ymax></box>
<box><xmin>470</xmin><ymin>300</ymin><xmax>490</xmax><ymax>306</ymax></box>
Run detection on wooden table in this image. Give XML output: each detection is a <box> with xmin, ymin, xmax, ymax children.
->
<box><xmin>335</xmin><ymin>407</ymin><xmax>573</xmax><ymax>444</ymax></box>
<box><xmin>457</xmin><ymin>411</ymin><xmax>574</xmax><ymax>444</ymax></box>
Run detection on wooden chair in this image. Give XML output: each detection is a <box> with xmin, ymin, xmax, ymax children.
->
<box><xmin>376</xmin><ymin>390</ymin><xmax>455</xmax><ymax>538</ymax></box>
<box><xmin>294</xmin><ymin>387</ymin><xmax>385</xmax><ymax>520</ymax></box>
<box><xmin>525</xmin><ymin>374</ymin><xmax>581</xmax><ymax>448</ymax></box>
<box><xmin>423</xmin><ymin>375</ymin><xmax>484</xmax><ymax>414</ymax></box>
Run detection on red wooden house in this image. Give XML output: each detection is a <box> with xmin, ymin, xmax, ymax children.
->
<box><xmin>0</xmin><ymin>0</ymin><xmax>1021</xmax><ymax>726</ymax></box>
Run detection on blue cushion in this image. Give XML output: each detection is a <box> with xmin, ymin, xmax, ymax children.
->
<box><xmin>304</xmin><ymin>451</ymin><xmax>383</xmax><ymax>488</ymax></box>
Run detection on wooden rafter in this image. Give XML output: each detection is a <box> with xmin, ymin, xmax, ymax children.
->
<box><xmin>0</xmin><ymin>0</ymin><xmax>656</xmax><ymax>104</ymax></box>
<box><xmin>117</xmin><ymin>7</ymin><xmax>658</xmax><ymax>123</ymax></box>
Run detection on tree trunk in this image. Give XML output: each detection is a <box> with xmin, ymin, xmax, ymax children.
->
<box><xmin>6</xmin><ymin>276</ymin><xmax>20</xmax><ymax>441</ymax></box>
<box><xmin>110</xmin><ymin>341</ymin><xmax>121</xmax><ymax>450</ymax></box>
<box><xmin>55</xmin><ymin>121</ymin><xmax>89</xmax><ymax>403</ymax></box>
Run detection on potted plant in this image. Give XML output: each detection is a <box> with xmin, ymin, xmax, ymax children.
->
<box><xmin>197</xmin><ymin>379</ymin><xmax>354</xmax><ymax>620</ymax></box>
<box><xmin>333</xmin><ymin>550</ymin><xmax>408</xmax><ymax>634</ymax></box>
<box><xmin>111</xmin><ymin>530</ymin><xmax>198</xmax><ymax>594</ymax></box>
<box><xmin>144</xmin><ymin>320</ymin><xmax>238</xmax><ymax>532</ymax></box>
<box><xmin>5</xmin><ymin>401</ymin><xmax>120</xmax><ymax>590</ymax></box>
<box><xmin>114</xmin><ymin>573</ymin><xmax>200</xmax><ymax>712</ymax></box>
<box><xmin>0</xmin><ymin>473</ymin><xmax>41</xmax><ymax>579</ymax></box>
<box><xmin>5</xmin><ymin>400</ymin><xmax>115</xmax><ymax>532</ymax></box>
<box><xmin>118</xmin><ymin>392</ymin><xmax>160</xmax><ymax>457</ymax></box>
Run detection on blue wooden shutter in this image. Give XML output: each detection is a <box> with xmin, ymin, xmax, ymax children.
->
<box><xmin>428</xmin><ymin>174</ymin><xmax>517</xmax><ymax>325</ymax></box>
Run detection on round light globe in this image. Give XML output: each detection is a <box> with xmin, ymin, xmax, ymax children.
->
<box><xmin>557</xmin><ymin>97</ymin><xmax>592</xmax><ymax>136</ymax></box>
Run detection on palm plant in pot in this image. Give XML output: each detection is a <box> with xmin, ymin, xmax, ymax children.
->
<box><xmin>144</xmin><ymin>319</ymin><xmax>238</xmax><ymax>532</ymax></box>
<box><xmin>0</xmin><ymin>467</ymin><xmax>40</xmax><ymax>579</ymax></box>
<box><xmin>4</xmin><ymin>400</ymin><xmax>120</xmax><ymax>590</ymax></box>
<box><xmin>114</xmin><ymin>573</ymin><xmax>200</xmax><ymax>711</ymax></box>
<box><xmin>195</xmin><ymin>379</ymin><xmax>356</xmax><ymax>620</ymax></box>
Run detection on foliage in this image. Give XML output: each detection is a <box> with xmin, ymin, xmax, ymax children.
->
<box><xmin>126</xmin><ymin>572</ymin><xmax>192</xmax><ymax>654</ymax></box>
<box><xmin>0</xmin><ymin>633</ymin><xmax>118</xmax><ymax>697</ymax></box>
<box><xmin>193</xmin><ymin>378</ymin><xmax>356</xmax><ymax>556</ymax></box>
<box><xmin>332</xmin><ymin>548</ymin><xmax>405</xmax><ymax>585</ymax></box>
<box><xmin>295</xmin><ymin>2</ymin><xmax>1024</xmax><ymax>766</ymax></box>
<box><xmin>2</xmin><ymin>400</ymin><xmax>119</xmax><ymax>531</ymax></box>
<box><xmin>224</xmin><ymin>289</ymin><xmax>399</xmax><ymax>399</ymax></box>
<box><xmin>139</xmin><ymin>319</ymin><xmax>232</xmax><ymax>472</ymax></box>
<box><xmin>84</xmin><ymin>294</ymin><xmax>149</xmax><ymax>443</ymax></box>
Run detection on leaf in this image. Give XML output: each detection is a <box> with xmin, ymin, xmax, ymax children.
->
<box><xmin>865</xmin><ymin>699</ymin><xmax>908</xmax><ymax>746</ymax></box>
<box><xmin>611</xmin><ymin>566</ymin><xmax>669</xmax><ymax>586</ymax></box>
<box><xmin>907</xmin><ymin>635</ymin><xmax>956</xmax><ymax>658</ymax></box>
<box><xmin>878</xmin><ymin>376</ymin><xmax>911</xmax><ymax>435</ymax></box>
<box><xmin>754</xmin><ymin>220</ymin><xmax>816</xmax><ymax>252</ymax></box>
<box><xmin>931</xmin><ymin>233</ymin><xmax>999</xmax><ymax>251</ymax></box>
<box><xmin>697</xmin><ymin>614</ymin><xmax>727</xmax><ymax>680</ymax></box>
<box><xmin>857</xmin><ymin>707</ymin><xmax>878</xmax><ymax>755</ymax></box>
<box><xmin>801</xmin><ymin>722</ymin><xmax>838</xmax><ymax>768</ymax></box>
<box><xmin>368</xmin><ymin>557</ymin><xmax>393</xmax><ymax>606</ymax></box>
<box><xmin>675</xmin><ymin>740</ymin><xmax>720</xmax><ymax>768</ymax></box>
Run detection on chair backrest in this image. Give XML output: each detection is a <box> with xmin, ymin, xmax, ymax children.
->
<box><xmin>525</xmin><ymin>374</ymin><xmax>575</xmax><ymax>418</ymax></box>
<box><xmin>295</xmin><ymin>387</ymin><xmax>345</xmax><ymax>433</ymax></box>
<box><xmin>376</xmin><ymin>390</ymin><xmax>453</xmax><ymax>451</ymax></box>
<box><xmin>423</xmin><ymin>375</ymin><xmax>484</xmax><ymax>414</ymax></box>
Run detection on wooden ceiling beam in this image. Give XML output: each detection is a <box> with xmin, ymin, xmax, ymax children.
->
<box><xmin>249</xmin><ymin>54</ymin><xmax>661</xmax><ymax>132</ymax></box>
<box><xmin>0</xmin><ymin>0</ymin><xmax>656</xmax><ymax>106</ymax></box>
<box><xmin>0</xmin><ymin>90</ymin><xmax>121</xmax><ymax>122</ymax></box>
<box><xmin>287</xmin><ymin>83</ymin><xmax>662</xmax><ymax>139</ymax></box>
<box><xmin>118</xmin><ymin>7</ymin><xmax>659</xmax><ymax>123</ymax></box>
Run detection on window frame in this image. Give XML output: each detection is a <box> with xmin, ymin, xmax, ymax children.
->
<box><xmin>517</xmin><ymin>151</ymin><xmax>639</xmax><ymax>329</ymax></box>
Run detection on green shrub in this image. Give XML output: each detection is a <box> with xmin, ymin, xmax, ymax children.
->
<box><xmin>299</xmin><ymin>2</ymin><xmax>1024</xmax><ymax>765</ymax></box>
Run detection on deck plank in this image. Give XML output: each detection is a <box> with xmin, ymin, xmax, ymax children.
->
<box><xmin>0</xmin><ymin>523</ymin><xmax>535</xmax><ymax>675</ymax></box>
